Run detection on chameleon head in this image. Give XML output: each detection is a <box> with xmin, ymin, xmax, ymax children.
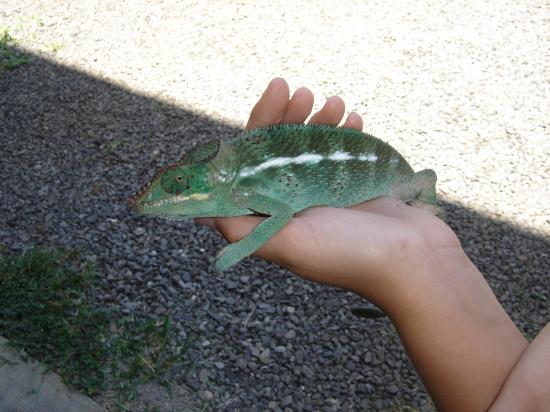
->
<box><xmin>130</xmin><ymin>163</ymin><xmax>217</xmax><ymax>218</ymax></box>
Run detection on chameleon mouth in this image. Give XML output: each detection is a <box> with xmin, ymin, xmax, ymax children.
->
<box><xmin>138</xmin><ymin>192</ymin><xmax>211</xmax><ymax>213</ymax></box>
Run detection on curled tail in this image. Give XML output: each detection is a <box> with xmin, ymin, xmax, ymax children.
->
<box><xmin>389</xmin><ymin>169</ymin><xmax>442</xmax><ymax>216</ymax></box>
<box><xmin>409</xmin><ymin>169</ymin><xmax>444</xmax><ymax>217</ymax></box>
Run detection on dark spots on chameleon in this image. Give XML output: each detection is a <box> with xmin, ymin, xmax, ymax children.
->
<box><xmin>284</xmin><ymin>174</ymin><xmax>294</xmax><ymax>187</ymax></box>
<box><xmin>237</xmin><ymin>134</ymin><xmax>267</xmax><ymax>152</ymax></box>
<box><xmin>248</xmin><ymin>136</ymin><xmax>265</xmax><ymax>145</ymax></box>
<box><xmin>179</xmin><ymin>140</ymin><xmax>220</xmax><ymax>165</ymax></box>
<box><xmin>276</xmin><ymin>174</ymin><xmax>298</xmax><ymax>199</ymax></box>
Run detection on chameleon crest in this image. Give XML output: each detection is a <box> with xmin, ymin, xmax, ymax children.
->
<box><xmin>131</xmin><ymin>124</ymin><xmax>437</xmax><ymax>271</ymax></box>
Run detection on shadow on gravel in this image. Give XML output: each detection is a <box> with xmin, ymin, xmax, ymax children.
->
<box><xmin>1</xmin><ymin>49</ymin><xmax>548</xmax><ymax>410</ymax></box>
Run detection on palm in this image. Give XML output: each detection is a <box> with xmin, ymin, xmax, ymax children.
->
<box><xmin>214</xmin><ymin>196</ymin><xmax>456</xmax><ymax>294</ymax></box>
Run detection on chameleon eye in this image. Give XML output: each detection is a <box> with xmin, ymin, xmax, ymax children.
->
<box><xmin>160</xmin><ymin>169</ymin><xmax>189</xmax><ymax>194</ymax></box>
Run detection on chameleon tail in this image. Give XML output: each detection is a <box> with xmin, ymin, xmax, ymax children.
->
<box><xmin>407</xmin><ymin>169</ymin><xmax>445</xmax><ymax>217</ymax></box>
<box><xmin>414</xmin><ymin>169</ymin><xmax>437</xmax><ymax>204</ymax></box>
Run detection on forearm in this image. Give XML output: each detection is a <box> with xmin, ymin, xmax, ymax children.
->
<box><xmin>487</xmin><ymin>322</ymin><xmax>550</xmax><ymax>411</ymax></box>
<box><xmin>370</xmin><ymin>246</ymin><xmax>528</xmax><ymax>412</ymax></box>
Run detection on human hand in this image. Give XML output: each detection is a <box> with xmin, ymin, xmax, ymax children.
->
<box><xmin>201</xmin><ymin>79</ymin><xmax>544</xmax><ymax>412</ymax></box>
<box><xmin>198</xmin><ymin>78</ymin><xmax>460</xmax><ymax>304</ymax></box>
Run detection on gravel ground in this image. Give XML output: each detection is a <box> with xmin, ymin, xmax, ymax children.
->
<box><xmin>1</xmin><ymin>1</ymin><xmax>549</xmax><ymax>411</ymax></box>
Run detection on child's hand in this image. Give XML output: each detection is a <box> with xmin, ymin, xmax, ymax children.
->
<box><xmin>197</xmin><ymin>78</ymin><xmax>458</xmax><ymax>301</ymax></box>
<box><xmin>199</xmin><ymin>78</ymin><xmax>541</xmax><ymax>412</ymax></box>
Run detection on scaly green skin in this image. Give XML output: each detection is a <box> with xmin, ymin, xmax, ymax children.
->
<box><xmin>131</xmin><ymin>124</ymin><xmax>437</xmax><ymax>271</ymax></box>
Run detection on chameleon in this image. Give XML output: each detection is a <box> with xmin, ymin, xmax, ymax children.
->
<box><xmin>131</xmin><ymin>123</ymin><xmax>438</xmax><ymax>273</ymax></box>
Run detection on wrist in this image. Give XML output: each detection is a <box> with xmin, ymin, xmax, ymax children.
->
<box><xmin>356</xmin><ymin>242</ymin><xmax>475</xmax><ymax>316</ymax></box>
<box><xmin>370</xmin><ymin>244</ymin><xmax>528</xmax><ymax>412</ymax></box>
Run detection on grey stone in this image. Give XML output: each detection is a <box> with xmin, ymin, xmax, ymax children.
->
<box><xmin>283</xmin><ymin>330</ymin><xmax>296</xmax><ymax>339</ymax></box>
<box><xmin>259</xmin><ymin>349</ymin><xmax>271</xmax><ymax>364</ymax></box>
<box><xmin>301</xmin><ymin>366</ymin><xmax>314</xmax><ymax>379</ymax></box>
<box><xmin>280</xmin><ymin>395</ymin><xmax>293</xmax><ymax>407</ymax></box>
<box><xmin>199</xmin><ymin>390</ymin><xmax>214</xmax><ymax>402</ymax></box>
<box><xmin>134</xmin><ymin>227</ymin><xmax>146</xmax><ymax>236</ymax></box>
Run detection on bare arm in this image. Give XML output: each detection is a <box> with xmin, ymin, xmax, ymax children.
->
<box><xmin>199</xmin><ymin>78</ymin><xmax>546</xmax><ymax>411</ymax></box>
<box><xmin>488</xmin><ymin>322</ymin><xmax>550</xmax><ymax>411</ymax></box>
<box><xmin>381</xmin><ymin>245</ymin><xmax>528</xmax><ymax>411</ymax></box>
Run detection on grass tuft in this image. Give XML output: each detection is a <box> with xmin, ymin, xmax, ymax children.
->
<box><xmin>0</xmin><ymin>29</ymin><xmax>30</xmax><ymax>70</ymax></box>
<box><xmin>0</xmin><ymin>248</ymin><xmax>195</xmax><ymax>410</ymax></box>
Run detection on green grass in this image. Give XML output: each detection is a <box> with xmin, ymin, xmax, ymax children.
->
<box><xmin>104</xmin><ymin>139</ymin><xmax>122</xmax><ymax>155</ymax></box>
<box><xmin>152</xmin><ymin>101</ymin><xmax>164</xmax><ymax>113</ymax></box>
<box><xmin>51</xmin><ymin>42</ymin><xmax>63</xmax><ymax>53</ymax></box>
<box><xmin>0</xmin><ymin>248</ymin><xmax>196</xmax><ymax>410</ymax></box>
<box><xmin>0</xmin><ymin>29</ymin><xmax>30</xmax><ymax>70</ymax></box>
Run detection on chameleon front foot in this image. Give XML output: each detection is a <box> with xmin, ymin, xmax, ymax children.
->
<box><xmin>215</xmin><ymin>244</ymin><xmax>243</xmax><ymax>271</ymax></box>
<box><xmin>214</xmin><ymin>189</ymin><xmax>294</xmax><ymax>271</ymax></box>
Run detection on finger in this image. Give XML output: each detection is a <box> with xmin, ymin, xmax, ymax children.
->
<box><xmin>281</xmin><ymin>87</ymin><xmax>314</xmax><ymax>124</ymax></box>
<box><xmin>342</xmin><ymin>112</ymin><xmax>363</xmax><ymax>131</ymax></box>
<box><xmin>195</xmin><ymin>217</ymin><xmax>216</xmax><ymax>229</ymax></box>
<box><xmin>308</xmin><ymin>96</ymin><xmax>345</xmax><ymax>126</ymax></box>
<box><xmin>211</xmin><ymin>216</ymin><xmax>264</xmax><ymax>244</ymax></box>
<box><xmin>245</xmin><ymin>78</ymin><xmax>290</xmax><ymax>131</ymax></box>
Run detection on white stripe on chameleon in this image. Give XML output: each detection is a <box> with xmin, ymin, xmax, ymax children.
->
<box><xmin>239</xmin><ymin>153</ymin><xmax>323</xmax><ymax>177</ymax></box>
<box><xmin>238</xmin><ymin>151</ymin><xmax>379</xmax><ymax>177</ymax></box>
<box><xmin>151</xmin><ymin>192</ymin><xmax>210</xmax><ymax>207</ymax></box>
<box><xmin>258</xmin><ymin>157</ymin><xmax>293</xmax><ymax>169</ymax></box>
<box><xmin>328</xmin><ymin>151</ymin><xmax>354</xmax><ymax>161</ymax></box>
<box><xmin>357</xmin><ymin>153</ymin><xmax>378</xmax><ymax>162</ymax></box>
<box><xmin>293</xmin><ymin>153</ymin><xmax>324</xmax><ymax>164</ymax></box>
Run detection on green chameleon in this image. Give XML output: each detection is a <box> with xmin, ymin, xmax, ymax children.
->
<box><xmin>131</xmin><ymin>124</ymin><xmax>438</xmax><ymax>274</ymax></box>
